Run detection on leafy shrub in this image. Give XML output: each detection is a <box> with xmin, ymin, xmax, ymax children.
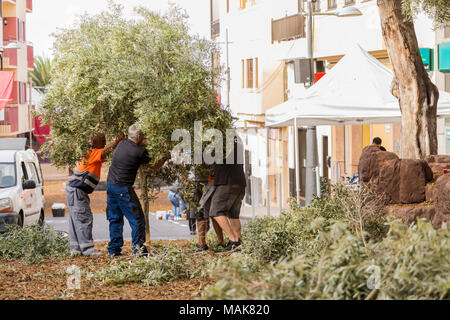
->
<box><xmin>94</xmin><ymin>244</ymin><xmax>213</xmax><ymax>286</ymax></box>
<box><xmin>0</xmin><ymin>225</ymin><xmax>69</xmax><ymax>264</ymax></box>
<box><xmin>203</xmin><ymin>220</ymin><xmax>450</xmax><ymax>300</ymax></box>
<box><xmin>241</xmin><ymin>185</ymin><xmax>388</xmax><ymax>264</ymax></box>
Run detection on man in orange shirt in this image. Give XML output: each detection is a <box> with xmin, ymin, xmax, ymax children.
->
<box><xmin>66</xmin><ymin>133</ymin><xmax>123</xmax><ymax>257</ymax></box>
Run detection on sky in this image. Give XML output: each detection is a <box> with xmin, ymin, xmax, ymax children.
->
<box><xmin>28</xmin><ymin>0</ymin><xmax>210</xmax><ymax>58</ymax></box>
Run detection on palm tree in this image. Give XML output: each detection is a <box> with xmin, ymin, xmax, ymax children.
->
<box><xmin>30</xmin><ymin>56</ymin><xmax>52</xmax><ymax>94</ymax></box>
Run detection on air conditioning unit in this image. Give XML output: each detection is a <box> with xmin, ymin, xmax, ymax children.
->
<box><xmin>294</xmin><ymin>58</ymin><xmax>313</xmax><ymax>84</ymax></box>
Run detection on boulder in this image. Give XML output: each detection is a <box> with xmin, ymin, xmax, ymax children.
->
<box><xmin>398</xmin><ymin>159</ymin><xmax>427</xmax><ymax>204</ymax></box>
<box><xmin>358</xmin><ymin>146</ymin><xmax>400</xmax><ymax>204</ymax></box>
<box><xmin>425</xmin><ymin>183</ymin><xmax>436</xmax><ymax>202</ymax></box>
<box><xmin>424</xmin><ymin>155</ymin><xmax>450</xmax><ymax>180</ymax></box>
<box><xmin>358</xmin><ymin>146</ymin><xmax>431</xmax><ymax>204</ymax></box>
<box><xmin>386</xmin><ymin>204</ymin><xmax>436</xmax><ymax>225</ymax></box>
<box><xmin>435</xmin><ymin>174</ymin><xmax>450</xmax><ymax>215</ymax></box>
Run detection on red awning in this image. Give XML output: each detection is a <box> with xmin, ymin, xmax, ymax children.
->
<box><xmin>0</xmin><ymin>71</ymin><xmax>14</xmax><ymax>111</ymax></box>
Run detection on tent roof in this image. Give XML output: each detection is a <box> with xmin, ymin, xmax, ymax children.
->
<box><xmin>266</xmin><ymin>44</ymin><xmax>450</xmax><ymax>127</ymax></box>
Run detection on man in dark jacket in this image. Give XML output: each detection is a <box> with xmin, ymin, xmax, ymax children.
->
<box><xmin>209</xmin><ymin>136</ymin><xmax>246</xmax><ymax>252</ymax></box>
<box><xmin>106</xmin><ymin>124</ymin><xmax>163</xmax><ymax>257</ymax></box>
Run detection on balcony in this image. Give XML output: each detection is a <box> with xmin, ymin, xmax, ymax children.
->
<box><xmin>211</xmin><ymin>19</ymin><xmax>220</xmax><ymax>39</ymax></box>
<box><xmin>27</xmin><ymin>43</ymin><xmax>34</xmax><ymax>70</ymax></box>
<box><xmin>0</xmin><ymin>106</ymin><xmax>19</xmax><ymax>134</ymax></box>
<box><xmin>271</xmin><ymin>13</ymin><xmax>306</xmax><ymax>44</ymax></box>
<box><xmin>3</xmin><ymin>47</ymin><xmax>18</xmax><ymax>69</ymax></box>
<box><xmin>3</xmin><ymin>18</ymin><xmax>18</xmax><ymax>43</ymax></box>
<box><xmin>26</xmin><ymin>0</ymin><xmax>33</xmax><ymax>12</ymax></box>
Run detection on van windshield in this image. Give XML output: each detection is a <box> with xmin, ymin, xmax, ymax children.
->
<box><xmin>0</xmin><ymin>163</ymin><xmax>16</xmax><ymax>188</ymax></box>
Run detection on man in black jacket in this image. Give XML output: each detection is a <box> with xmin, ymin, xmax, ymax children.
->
<box><xmin>209</xmin><ymin>136</ymin><xmax>246</xmax><ymax>252</ymax></box>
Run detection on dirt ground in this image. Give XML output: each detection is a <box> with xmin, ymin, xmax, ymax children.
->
<box><xmin>0</xmin><ymin>241</ymin><xmax>213</xmax><ymax>300</ymax></box>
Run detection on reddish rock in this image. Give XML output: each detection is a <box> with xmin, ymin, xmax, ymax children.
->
<box><xmin>387</xmin><ymin>204</ymin><xmax>436</xmax><ymax>225</ymax></box>
<box><xmin>358</xmin><ymin>146</ymin><xmax>400</xmax><ymax>204</ymax></box>
<box><xmin>432</xmin><ymin>212</ymin><xmax>450</xmax><ymax>229</ymax></box>
<box><xmin>425</xmin><ymin>183</ymin><xmax>436</xmax><ymax>202</ymax></box>
<box><xmin>424</xmin><ymin>155</ymin><xmax>450</xmax><ymax>180</ymax></box>
<box><xmin>398</xmin><ymin>159</ymin><xmax>427</xmax><ymax>204</ymax></box>
<box><xmin>435</xmin><ymin>174</ymin><xmax>450</xmax><ymax>215</ymax></box>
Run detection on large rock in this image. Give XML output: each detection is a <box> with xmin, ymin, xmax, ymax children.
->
<box><xmin>358</xmin><ymin>146</ymin><xmax>432</xmax><ymax>204</ymax></box>
<box><xmin>435</xmin><ymin>174</ymin><xmax>450</xmax><ymax>215</ymax></box>
<box><xmin>386</xmin><ymin>204</ymin><xmax>436</xmax><ymax>225</ymax></box>
<box><xmin>424</xmin><ymin>155</ymin><xmax>450</xmax><ymax>180</ymax></box>
<box><xmin>425</xmin><ymin>182</ymin><xmax>436</xmax><ymax>202</ymax></box>
<box><xmin>398</xmin><ymin>159</ymin><xmax>428</xmax><ymax>204</ymax></box>
<box><xmin>358</xmin><ymin>146</ymin><xmax>400</xmax><ymax>204</ymax></box>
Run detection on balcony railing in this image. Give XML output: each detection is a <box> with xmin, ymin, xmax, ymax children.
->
<box><xmin>211</xmin><ymin>19</ymin><xmax>220</xmax><ymax>39</ymax></box>
<box><xmin>26</xmin><ymin>0</ymin><xmax>33</xmax><ymax>12</ymax></box>
<box><xmin>3</xmin><ymin>47</ymin><xmax>18</xmax><ymax>69</ymax></box>
<box><xmin>271</xmin><ymin>13</ymin><xmax>305</xmax><ymax>43</ymax></box>
<box><xmin>0</xmin><ymin>106</ymin><xmax>19</xmax><ymax>133</ymax></box>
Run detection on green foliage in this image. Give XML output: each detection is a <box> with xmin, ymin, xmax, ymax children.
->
<box><xmin>94</xmin><ymin>243</ymin><xmax>212</xmax><ymax>286</ymax></box>
<box><xmin>402</xmin><ymin>0</ymin><xmax>450</xmax><ymax>26</ymax></box>
<box><xmin>203</xmin><ymin>219</ymin><xmax>450</xmax><ymax>300</ymax></box>
<box><xmin>0</xmin><ymin>225</ymin><xmax>69</xmax><ymax>264</ymax></box>
<box><xmin>40</xmin><ymin>2</ymin><xmax>232</xmax><ymax>178</ymax></box>
<box><xmin>241</xmin><ymin>185</ymin><xmax>388</xmax><ymax>264</ymax></box>
<box><xmin>30</xmin><ymin>56</ymin><xmax>52</xmax><ymax>94</ymax></box>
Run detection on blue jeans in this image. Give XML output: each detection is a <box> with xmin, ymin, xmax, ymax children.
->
<box><xmin>168</xmin><ymin>191</ymin><xmax>186</xmax><ymax>217</ymax></box>
<box><xmin>107</xmin><ymin>184</ymin><xmax>147</xmax><ymax>255</ymax></box>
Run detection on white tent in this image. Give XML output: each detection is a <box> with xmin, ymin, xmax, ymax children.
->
<box><xmin>266</xmin><ymin>44</ymin><xmax>450</xmax><ymax>128</ymax></box>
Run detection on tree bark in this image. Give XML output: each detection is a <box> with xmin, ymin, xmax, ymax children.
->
<box><xmin>139</xmin><ymin>169</ymin><xmax>151</xmax><ymax>246</ymax></box>
<box><xmin>377</xmin><ymin>0</ymin><xmax>439</xmax><ymax>159</ymax></box>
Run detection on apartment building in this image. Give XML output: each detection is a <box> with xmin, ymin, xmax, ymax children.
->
<box><xmin>435</xmin><ymin>24</ymin><xmax>450</xmax><ymax>154</ymax></box>
<box><xmin>0</xmin><ymin>0</ymin><xmax>34</xmax><ymax>140</ymax></box>
<box><xmin>211</xmin><ymin>0</ymin><xmax>448</xmax><ymax>207</ymax></box>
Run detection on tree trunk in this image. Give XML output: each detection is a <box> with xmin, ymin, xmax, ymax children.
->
<box><xmin>139</xmin><ymin>169</ymin><xmax>150</xmax><ymax>246</ymax></box>
<box><xmin>377</xmin><ymin>0</ymin><xmax>439</xmax><ymax>159</ymax></box>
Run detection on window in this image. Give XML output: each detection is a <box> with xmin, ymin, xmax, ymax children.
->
<box><xmin>255</xmin><ymin>58</ymin><xmax>259</xmax><ymax>88</ymax></box>
<box><xmin>240</xmin><ymin>0</ymin><xmax>247</xmax><ymax>9</ymax></box>
<box><xmin>18</xmin><ymin>19</ymin><xmax>25</xmax><ymax>42</ymax></box>
<box><xmin>26</xmin><ymin>163</ymin><xmax>40</xmax><ymax>185</ymax></box>
<box><xmin>328</xmin><ymin>0</ymin><xmax>337</xmax><ymax>9</ymax></box>
<box><xmin>345</xmin><ymin>0</ymin><xmax>355</xmax><ymax>5</ymax></box>
<box><xmin>445</xmin><ymin>24</ymin><xmax>450</xmax><ymax>38</ymax></box>
<box><xmin>446</xmin><ymin>74</ymin><xmax>450</xmax><ymax>93</ymax></box>
<box><xmin>243</xmin><ymin>58</ymin><xmax>258</xmax><ymax>89</ymax></box>
<box><xmin>21</xmin><ymin>162</ymin><xmax>29</xmax><ymax>183</ymax></box>
<box><xmin>19</xmin><ymin>82</ymin><xmax>27</xmax><ymax>104</ymax></box>
<box><xmin>0</xmin><ymin>163</ymin><xmax>16</xmax><ymax>188</ymax></box>
<box><xmin>247</xmin><ymin>59</ymin><xmax>254</xmax><ymax>88</ymax></box>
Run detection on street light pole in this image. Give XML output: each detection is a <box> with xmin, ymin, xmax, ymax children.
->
<box><xmin>305</xmin><ymin>0</ymin><xmax>319</xmax><ymax>205</ymax></box>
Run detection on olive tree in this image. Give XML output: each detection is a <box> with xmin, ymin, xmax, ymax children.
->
<box><xmin>40</xmin><ymin>3</ymin><xmax>232</xmax><ymax>240</ymax></box>
<box><xmin>377</xmin><ymin>0</ymin><xmax>450</xmax><ymax>159</ymax></box>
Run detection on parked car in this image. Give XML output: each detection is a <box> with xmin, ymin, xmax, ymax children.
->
<box><xmin>0</xmin><ymin>138</ymin><xmax>45</xmax><ymax>233</ymax></box>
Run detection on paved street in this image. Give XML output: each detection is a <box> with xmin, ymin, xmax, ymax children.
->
<box><xmin>45</xmin><ymin>212</ymin><xmax>197</xmax><ymax>242</ymax></box>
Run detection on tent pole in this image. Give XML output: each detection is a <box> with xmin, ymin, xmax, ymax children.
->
<box><xmin>294</xmin><ymin>119</ymin><xmax>301</xmax><ymax>205</ymax></box>
<box><xmin>266</xmin><ymin>127</ymin><xmax>270</xmax><ymax>216</ymax></box>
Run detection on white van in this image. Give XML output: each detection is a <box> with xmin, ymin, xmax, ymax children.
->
<box><xmin>0</xmin><ymin>138</ymin><xmax>45</xmax><ymax>233</ymax></box>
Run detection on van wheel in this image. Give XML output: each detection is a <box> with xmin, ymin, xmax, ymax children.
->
<box><xmin>18</xmin><ymin>212</ymin><xmax>24</xmax><ymax>228</ymax></box>
<box><xmin>38</xmin><ymin>211</ymin><xmax>45</xmax><ymax>227</ymax></box>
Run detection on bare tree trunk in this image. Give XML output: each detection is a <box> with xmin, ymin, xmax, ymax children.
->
<box><xmin>139</xmin><ymin>169</ymin><xmax>150</xmax><ymax>245</ymax></box>
<box><xmin>377</xmin><ymin>0</ymin><xmax>439</xmax><ymax>159</ymax></box>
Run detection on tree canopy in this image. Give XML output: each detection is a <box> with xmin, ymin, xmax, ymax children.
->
<box><xmin>40</xmin><ymin>3</ymin><xmax>232</xmax><ymax>179</ymax></box>
<box><xmin>401</xmin><ymin>0</ymin><xmax>450</xmax><ymax>26</ymax></box>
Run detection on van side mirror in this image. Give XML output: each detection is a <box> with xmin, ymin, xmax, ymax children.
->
<box><xmin>22</xmin><ymin>180</ymin><xmax>36</xmax><ymax>190</ymax></box>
